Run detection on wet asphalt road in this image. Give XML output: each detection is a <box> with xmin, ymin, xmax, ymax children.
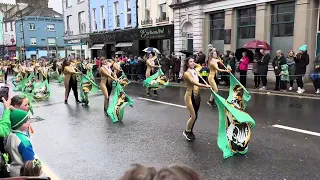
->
<box><xmin>26</xmin><ymin>82</ymin><xmax>320</xmax><ymax>180</ymax></box>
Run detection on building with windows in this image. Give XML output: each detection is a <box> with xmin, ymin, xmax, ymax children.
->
<box><xmin>171</xmin><ymin>0</ymin><xmax>320</xmax><ymax>74</ymax></box>
<box><xmin>90</xmin><ymin>0</ymin><xmax>174</xmax><ymax>57</ymax></box>
<box><xmin>89</xmin><ymin>0</ymin><xmax>138</xmax><ymax>58</ymax></box>
<box><xmin>15</xmin><ymin>7</ymin><xmax>65</xmax><ymax>59</ymax></box>
<box><xmin>136</xmin><ymin>0</ymin><xmax>174</xmax><ymax>55</ymax></box>
<box><xmin>63</xmin><ymin>0</ymin><xmax>91</xmax><ymax>59</ymax></box>
<box><xmin>1</xmin><ymin>0</ymin><xmax>50</xmax><ymax>60</ymax></box>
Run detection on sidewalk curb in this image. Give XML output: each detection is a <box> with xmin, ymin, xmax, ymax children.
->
<box><xmin>131</xmin><ymin>81</ymin><xmax>320</xmax><ymax>99</ymax></box>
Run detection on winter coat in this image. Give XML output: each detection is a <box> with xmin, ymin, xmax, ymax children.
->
<box><xmin>280</xmin><ymin>64</ymin><xmax>289</xmax><ymax>82</ymax></box>
<box><xmin>286</xmin><ymin>57</ymin><xmax>296</xmax><ymax>81</ymax></box>
<box><xmin>272</xmin><ymin>55</ymin><xmax>286</xmax><ymax>75</ymax></box>
<box><xmin>239</xmin><ymin>56</ymin><xmax>249</xmax><ymax>71</ymax></box>
<box><xmin>252</xmin><ymin>52</ymin><xmax>262</xmax><ymax>74</ymax></box>
<box><xmin>229</xmin><ymin>57</ymin><xmax>236</xmax><ymax>74</ymax></box>
<box><xmin>173</xmin><ymin>58</ymin><xmax>181</xmax><ymax>73</ymax></box>
<box><xmin>257</xmin><ymin>53</ymin><xmax>270</xmax><ymax>75</ymax></box>
<box><xmin>295</xmin><ymin>51</ymin><xmax>309</xmax><ymax>76</ymax></box>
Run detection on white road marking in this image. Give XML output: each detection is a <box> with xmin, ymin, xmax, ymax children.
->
<box><xmin>273</xmin><ymin>124</ymin><xmax>320</xmax><ymax>137</ymax></box>
<box><xmin>138</xmin><ymin>97</ymin><xmax>187</xmax><ymax>108</ymax></box>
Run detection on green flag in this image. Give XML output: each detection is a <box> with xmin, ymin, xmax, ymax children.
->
<box><xmin>212</xmin><ymin>91</ymin><xmax>256</xmax><ymax>159</ymax></box>
<box><xmin>79</xmin><ymin>69</ymin><xmax>100</xmax><ymax>103</ymax></box>
<box><xmin>227</xmin><ymin>73</ymin><xmax>251</xmax><ymax>110</ymax></box>
<box><xmin>33</xmin><ymin>80</ymin><xmax>51</xmax><ymax>100</ymax></box>
<box><xmin>118</xmin><ymin>72</ymin><xmax>131</xmax><ymax>88</ymax></box>
<box><xmin>107</xmin><ymin>83</ymin><xmax>133</xmax><ymax>123</ymax></box>
<box><xmin>143</xmin><ymin>69</ymin><xmax>169</xmax><ymax>90</ymax></box>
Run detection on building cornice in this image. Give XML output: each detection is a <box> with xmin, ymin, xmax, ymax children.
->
<box><xmin>170</xmin><ymin>0</ymin><xmax>224</xmax><ymax>9</ymax></box>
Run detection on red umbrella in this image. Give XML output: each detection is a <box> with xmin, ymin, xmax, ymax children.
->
<box><xmin>243</xmin><ymin>40</ymin><xmax>272</xmax><ymax>50</ymax></box>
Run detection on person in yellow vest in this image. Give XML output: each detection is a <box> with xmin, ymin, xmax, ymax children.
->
<box><xmin>199</xmin><ymin>63</ymin><xmax>208</xmax><ymax>84</ymax></box>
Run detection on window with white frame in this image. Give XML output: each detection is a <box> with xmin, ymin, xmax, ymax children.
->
<box><xmin>78</xmin><ymin>11</ymin><xmax>86</xmax><ymax>33</ymax></box>
<box><xmin>101</xmin><ymin>6</ymin><xmax>106</xmax><ymax>29</ymax></box>
<box><xmin>47</xmin><ymin>24</ymin><xmax>55</xmax><ymax>31</ymax></box>
<box><xmin>125</xmin><ymin>0</ymin><xmax>131</xmax><ymax>26</ymax></box>
<box><xmin>29</xmin><ymin>23</ymin><xmax>35</xmax><ymax>30</ymax></box>
<box><xmin>158</xmin><ymin>2</ymin><xmax>167</xmax><ymax>21</ymax></box>
<box><xmin>48</xmin><ymin>38</ymin><xmax>56</xmax><ymax>45</ymax></box>
<box><xmin>92</xmin><ymin>8</ymin><xmax>97</xmax><ymax>31</ymax></box>
<box><xmin>30</xmin><ymin>37</ymin><xmax>36</xmax><ymax>45</ymax></box>
<box><xmin>145</xmin><ymin>0</ymin><xmax>150</xmax><ymax>20</ymax></box>
<box><xmin>67</xmin><ymin>15</ymin><xmax>72</xmax><ymax>33</ymax></box>
<box><xmin>114</xmin><ymin>2</ymin><xmax>120</xmax><ymax>28</ymax></box>
<box><xmin>66</xmin><ymin>0</ymin><xmax>71</xmax><ymax>7</ymax></box>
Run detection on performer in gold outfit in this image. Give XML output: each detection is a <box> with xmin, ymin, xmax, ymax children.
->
<box><xmin>145</xmin><ymin>53</ymin><xmax>161</xmax><ymax>96</ymax></box>
<box><xmin>182</xmin><ymin>58</ymin><xmax>210</xmax><ymax>141</ymax></box>
<box><xmin>100</xmin><ymin>58</ymin><xmax>118</xmax><ymax>114</ymax></box>
<box><xmin>207</xmin><ymin>51</ymin><xmax>229</xmax><ymax>106</ymax></box>
<box><xmin>62</xmin><ymin>59</ymin><xmax>81</xmax><ymax>104</ymax></box>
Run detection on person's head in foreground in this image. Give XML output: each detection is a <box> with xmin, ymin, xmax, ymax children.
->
<box><xmin>120</xmin><ymin>164</ymin><xmax>204</xmax><ymax>180</ymax></box>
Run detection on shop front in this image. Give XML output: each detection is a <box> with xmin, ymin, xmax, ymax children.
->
<box><xmin>64</xmin><ymin>34</ymin><xmax>90</xmax><ymax>59</ymax></box>
<box><xmin>90</xmin><ymin>24</ymin><xmax>174</xmax><ymax>58</ymax></box>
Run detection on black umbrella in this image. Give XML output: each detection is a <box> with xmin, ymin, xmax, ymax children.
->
<box><xmin>235</xmin><ymin>48</ymin><xmax>254</xmax><ymax>63</ymax></box>
<box><xmin>179</xmin><ymin>50</ymin><xmax>194</xmax><ymax>57</ymax></box>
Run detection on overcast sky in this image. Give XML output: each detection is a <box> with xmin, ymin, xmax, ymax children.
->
<box><xmin>0</xmin><ymin>0</ymin><xmax>62</xmax><ymax>13</ymax></box>
<box><xmin>49</xmin><ymin>0</ymin><xmax>62</xmax><ymax>14</ymax></box>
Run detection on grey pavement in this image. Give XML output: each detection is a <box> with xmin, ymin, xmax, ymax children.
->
<box><xmin>23</xmin><ymin>81</ymin><xmax>320</xmax><ymax>180</ymax></box>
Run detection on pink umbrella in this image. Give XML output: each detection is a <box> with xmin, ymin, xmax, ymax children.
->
<box><xmin>243</xmin><ymin>40</ymin><xmax>272</xmax><ymax>50</ymax></box>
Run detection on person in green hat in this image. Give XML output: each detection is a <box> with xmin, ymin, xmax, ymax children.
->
<box><xmin>5</xmin><ymin>109</ymin><xmax>35</xmax><ymax>177</ymax></box>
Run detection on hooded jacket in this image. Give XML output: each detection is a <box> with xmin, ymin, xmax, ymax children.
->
<box><xmin>280</xmin><ymin>64</ymin><xmax>289</xmax><ymax>81</ymax></box>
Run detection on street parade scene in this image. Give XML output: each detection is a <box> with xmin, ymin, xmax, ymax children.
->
<box><xmin>0</xmin><ymin>0</ymin><xmax>320</xmax><ymax>179</ymax></box>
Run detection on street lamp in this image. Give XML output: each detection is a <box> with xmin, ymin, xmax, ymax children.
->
<box><xmin>17</xmin><ymin>3</ymin><xmax>28</xmax><ymax>62</ymax></box>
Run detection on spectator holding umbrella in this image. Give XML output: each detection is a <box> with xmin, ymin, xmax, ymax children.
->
<box><xmin>257</xmin><ymin>49</ymin><xmax>270</xmax><ymax>90</ymax></box>
<box><xmin>239</xmin><ymin>52</ymin><xmax>250</xmax><ymax>87</ymax></box>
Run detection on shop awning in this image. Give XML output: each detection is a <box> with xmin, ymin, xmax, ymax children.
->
<box><xmin>90</xmin><ymin>44</ymin><xmax>105</xmax><ymax>49</ymax></box>
<box><xmin>115</xmin><ymin>42</ymin><xmax>133</xmax><ymax>47</ymax></box>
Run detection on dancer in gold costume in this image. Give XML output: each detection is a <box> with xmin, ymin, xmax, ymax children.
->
<box><xmin>145</xmin><ymin>53</ymin><xmax>161</xmax><ymax>96</ymax></box>
<box><xmin>207</xmin><ymin>51</ymin><xmax>229</xmax><ymax>106</ymax></box>
<box><xmin>182</xmin><ymin>58</ymin><xmax>210</xmax><ymax>141</ymax></box>
<box><xmin>100</xmin><ymin>58</ymin><xmax>119</xmax><ymax>114</ymax></box>
<box><xmin>62</xmin><ymin>59</ymin><xmax>81</xmax><ymax>104</ymax></box>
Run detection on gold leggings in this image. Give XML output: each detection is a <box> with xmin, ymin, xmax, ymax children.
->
<box><xmin>185</xmin><ymin>91</ymin><xmax>201</xmax><ymax>132</ymax></box>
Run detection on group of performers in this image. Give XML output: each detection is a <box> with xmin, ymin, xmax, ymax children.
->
<box><xmin>6</xmin><ymin>47</ymin><xmax>254</xmax><ymax>159</ymax></box>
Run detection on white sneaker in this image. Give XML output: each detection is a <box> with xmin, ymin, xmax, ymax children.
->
<box><xmin>259</xmin><ymin>86</ymin><xmax>266</xmax><ymax>90</ymax></box>
<box><xmin>316</xmin><ymin>89</ymin><xmax>320</xmax><ymax>94</ymax></box>
<box><xmin>289</xmin><ymin>87</ymin><xmax>292</xmax><ymax>91</ymax></box>
<box><xmin>297</xmin><ymin>87</ymin><xmax>301</xmax><ymax>93</ymax></box>
<box><xmin>297</xmin><ymin>89</ymin><xmax>305</xmax><ymax>94</ymax></box>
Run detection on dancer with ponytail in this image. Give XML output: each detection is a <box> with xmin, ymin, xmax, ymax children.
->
<box><xmin>182</xmin><ymin>58</ymin><xmax>211</xmax><ymax>141</ymax></box>
<box><xmin>207</xmin><ymin>51</ymin><xmax>229</xmax><ymax>107</ymax></box>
